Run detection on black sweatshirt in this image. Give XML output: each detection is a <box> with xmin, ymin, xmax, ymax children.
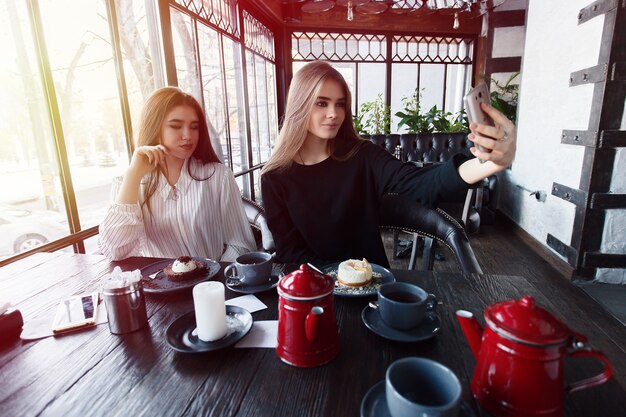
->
<box><xmin>261</xmin><ymin>141</ymin><xmax>470</xmax><ymax>267</ymax></box>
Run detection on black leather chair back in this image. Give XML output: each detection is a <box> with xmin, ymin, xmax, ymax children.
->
<box><xmin>379</xmin><ymin>193</ymin><xmax>482</xmax><ymax>274</ymax></box>
<box><xmin>368</xmin><ymin>133</ymin><xmax>473</xmax><ymax>163</ymax></box>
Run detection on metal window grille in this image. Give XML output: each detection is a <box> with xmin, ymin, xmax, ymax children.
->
<box><xmin>392</xmin><ymin>35</ymin><xmax>473</xmax><ymax>63</ymax></box>
<box><xmin>292</xmin><ymin>32</ymin><xmax>386</xmax><ymax>62</ymax></box>
<box><xmin>173</xmin><ymin>0</ymin><xmax>239</xmax><ymax>37</ymax></box>
<box><xmin>243</xmin><ymin>10</ymin><xmax>275</xmax><ymax>62</ymax></box>
<box><xmin>291</xmin><ymin>32</ymin><xmax>473</xmax><ymax>64</ymax></box>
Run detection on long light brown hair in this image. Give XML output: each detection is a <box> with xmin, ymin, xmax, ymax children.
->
<box><xmin>137</xmin><ymin>87</ymin><xmax>221</xmax><ymax>214</ymax></box>
<box><xmin>261</xmin><ymin>61</ymin><xmax>364</xmax><ymax>175</ymax></box>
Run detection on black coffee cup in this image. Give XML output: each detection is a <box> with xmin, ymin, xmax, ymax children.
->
<box><xmin>377</xmin><ymin>282</ymin><xmax>437</xmax><ymax>330</ymax></box>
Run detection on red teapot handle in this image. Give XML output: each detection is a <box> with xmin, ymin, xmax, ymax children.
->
<box><xmin>566</xmin><ymin>348</ymin><xmax>613</xmax><ymax>394</ymax></box>
<box><xmin>305</xmin><ymin>306</ymin><xmax>324</xmax><ymax>343</ymax></box>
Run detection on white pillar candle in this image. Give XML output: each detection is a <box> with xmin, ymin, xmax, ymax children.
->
<box><xmin>192</xmin><ymin>282</ymin><xmax>227</xmax><ymax>342</ymax></box>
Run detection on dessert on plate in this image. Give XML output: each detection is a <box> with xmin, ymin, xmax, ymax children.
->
<box><xmin>163</xmin><ymin>256</ymin><xmax>207</xmax><ymax>281</ymax></box>
<box><xmin>337</xmin><ymin>258</ymin><xmax>373</xmax><ymax>287</ymax></box>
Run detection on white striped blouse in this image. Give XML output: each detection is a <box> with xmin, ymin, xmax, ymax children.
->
<box><xmin>99</xmin><ymin>158</ymin><xmax>256</xmax><ymax>262</ymax></box>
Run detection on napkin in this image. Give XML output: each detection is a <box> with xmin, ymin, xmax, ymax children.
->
<box><xmin>235</xmin><ymin>320</ymin><xmax>278</xmax><ymax>348</ymax></box>
<box><xmin>20</xmin><ymin>302</ymin><xmax>108</xmax><ymax>341</ymax></box>
<box><xmin>0</xmin><ymin>300</ymin><xmax>11</xmax><ymax>316</ymax></box>
<box><xmin>101</xmin><ymin>266</ymin><xmax>141</xmax><ymax>289</ymax></box>
<box><xmin>226</xmin><ymin>294</ymin><xmax>267</xmax><ymax>313</ymax></box>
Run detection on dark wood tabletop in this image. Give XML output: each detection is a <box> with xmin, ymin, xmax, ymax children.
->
<box><xmin>1</xmin><ymin>252</ymin><xmax>625</xmax><ymax>417</ymax></box>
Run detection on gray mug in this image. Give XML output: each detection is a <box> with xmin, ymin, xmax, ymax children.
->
<box><xmin>386</xmin><ymin>357</ymin><xmax>461</xmax><ymax>417</ymax></box>
<box><xmin>224</xmin><ymin>251</ymin><xmax>273</xmax><ymax>286</ymax></box>
<box><xmin>377</xmin><ymin>282</ymin><xmax>437</xmax><ymax>330</ymax></box>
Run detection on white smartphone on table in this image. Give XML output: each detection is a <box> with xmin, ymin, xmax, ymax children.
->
<box><xmin>51</xmin><ymin>291</ymin><xmax>99</xmax><ymax>334</ymax></box>
<box><xmin>463</xmin><ymin>82</ymin><xmax>493</xmax><ymax>161</ymax></box>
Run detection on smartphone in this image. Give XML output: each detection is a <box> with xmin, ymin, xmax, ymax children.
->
<box><xmin>464</xmin><ymin>82</ymin><xmax>494</xmax><ymax>127</ymax></box>
<box><xmin>463</xmin><ymin>82</ymin><xmax>493</xmax><ymax>160</ymax></box>
<box><xmin>51</xmin><ymin>291</ymin><xmax>99</xmax><ymax>334</ymax></box>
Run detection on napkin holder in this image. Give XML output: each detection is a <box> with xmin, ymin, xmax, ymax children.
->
<box><xmin>0</xmin><ymin>309</ymin><xmax>24</xmax><ymax>348</ymax></box>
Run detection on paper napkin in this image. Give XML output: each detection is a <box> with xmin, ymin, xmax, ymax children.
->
<box><xmin>235</xmin><ymin>320</ymin><xmax>278</xmax><ymax>348</ymax></box>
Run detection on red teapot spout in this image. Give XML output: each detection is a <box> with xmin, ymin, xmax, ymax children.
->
<box><xmin>456</xmin><ymin>310</ymin><xmax>483</xmax><ymax>360</ymax></box>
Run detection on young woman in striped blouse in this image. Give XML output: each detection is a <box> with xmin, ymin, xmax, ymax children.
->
<box><xmin>99</xmin><ymin>87</ymin><xmax>255</xmax><ymax>261</ymax></box>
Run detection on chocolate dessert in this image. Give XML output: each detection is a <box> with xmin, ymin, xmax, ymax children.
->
<box><xmin>163</xmin><ymin>256</ymin><xmax>208</xmax><ymax>282</ymax></box>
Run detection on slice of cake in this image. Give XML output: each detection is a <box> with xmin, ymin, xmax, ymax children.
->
<box><xmin>337</xmin><ymin>258</ymin><xmax>373</xmax><ymax>287</ymax></box>
<box><xmin>163</xmin><ymin>256</ymin><xmax>207</xmax><ymax>282</ymax></box>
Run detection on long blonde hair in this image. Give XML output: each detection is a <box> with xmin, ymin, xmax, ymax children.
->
<box><xmin>261</xmin><ymin>61</ymin><xmax>364</xmax><ymax>174</ymax></box>
<box><xmin>137</xmin><ymin>87</ymin><xmax>220</xmax><ymax>214</ymax></box>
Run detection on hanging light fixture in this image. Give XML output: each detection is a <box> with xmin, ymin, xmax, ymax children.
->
<box><xmin>290</xmin><ymin>0</ymin><xmax>509</xmax><ymax>25</ymax></box>
<box><xmin>336</xmin><ymin>0</ymin><xmax>369</xmax><ymax>20</ymax></box>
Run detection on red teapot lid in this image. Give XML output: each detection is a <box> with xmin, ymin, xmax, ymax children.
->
<box><xmin>278</xmin><ymin>264</ymin><xmax>335</xmax><ymax>300</ymax></box>
<box><xmin>484</xmin><ymin>296</ymin><xmax>572</xmax><ymax>345</ymax></box>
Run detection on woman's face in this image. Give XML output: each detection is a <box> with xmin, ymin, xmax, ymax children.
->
<box><xmin>306</xmin><ymin>78</ymin><xmax>346</xmax><ymax>142</ymax></box>
<box><xmin>160</xmin><ymin>104</ymin><xmax>199</xmax><ymax>161</ymax></box>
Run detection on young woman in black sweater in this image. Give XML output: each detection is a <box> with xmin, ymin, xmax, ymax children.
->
<box><xmin>261</xmin><ymin>61</ymin><xmax>516</xmax><ymax>267</ymax></box>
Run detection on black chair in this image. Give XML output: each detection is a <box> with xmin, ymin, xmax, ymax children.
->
<box><xmin>379</xmin><ymin>193</ymin><xmax>483</xmax><ymax>274</ymax></box>
<box><xmin>241</xmin><ymin>197</ymin><xmax>275</xmax><ymax>253</ymax></box>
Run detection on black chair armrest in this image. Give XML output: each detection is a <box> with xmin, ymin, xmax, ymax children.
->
<box><xmin>379</xmin><ymin>194</ymin><xmax>482</xmax><ymax>274</ymax></box>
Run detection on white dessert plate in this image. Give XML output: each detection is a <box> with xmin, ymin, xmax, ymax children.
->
<box><xmin>140</xmin><ymin>257</ymin><xmax>220</xmax><ymax>294</ymax></box>
<box><xmin>321</xmin><ymin>262</ymin><xmax>395</xmax><ymax>297</ymax></box>
<box><xmin>166</xmin><ymin>305</ymin><xmax>253</xmax><ymax>353</ymax></box>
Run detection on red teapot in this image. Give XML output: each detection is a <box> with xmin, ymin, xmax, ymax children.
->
<box><xmin>276</xmin><ymin>264</ymin><xmax>340</xmax><ymax>367</ymax></box>
<box><xmin>456</xmin><ymin>296</ymin><xmax>612</xmax><ymax>417</ymax></box>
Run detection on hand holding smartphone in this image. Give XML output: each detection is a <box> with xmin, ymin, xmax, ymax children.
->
<box><xmin>51</xmin><ymin>291</ymin><xmax>99</xmax><ymax>334</ymax></box>
<box><xmin>463</xmin><ymin>82</ymin><xmax>494</xmax><ymax>162</ymax></box>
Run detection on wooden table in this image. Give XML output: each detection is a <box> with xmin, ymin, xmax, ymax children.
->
<box><xmin>1</xmin><ymin>252</ymin><xmax>625</xmax><ymax>417</ymax></box>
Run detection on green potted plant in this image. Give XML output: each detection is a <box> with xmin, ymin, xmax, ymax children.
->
<box><xmin>485</xmin><ymin>72</ymin><xmax>520</xmax><ymax>124</ymax></box>
<box><xmin>354</xmin><ymin>94</ymin><xmax>391</xmax><ymax>137</ymax></box>
<box><xmin>395</xmin><ymin>88</ymin><xmax>432</xmax><ymax>134</ymax></box>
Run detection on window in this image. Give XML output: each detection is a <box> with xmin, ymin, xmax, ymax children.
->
<box><xmin>0</xmin><ymin>0</ymin><xmax>277</xmax><ymax>263</ymax></box>
<box><xmin>291</xmin><ymin>32</ymin><xmax>475</xmax><ymax>134</ymax></box>
<box><xmin>169</xmin><ymin>1</ymin><xmax>278</xmax><ymax>200</ymax></box>
<box><xmin>0</xmin><ymin>0</ymin><xmax>165</xmax><ymax>261</ymax></box>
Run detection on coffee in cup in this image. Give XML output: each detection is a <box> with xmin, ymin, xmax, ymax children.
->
<box><xmin>224</xmin><ymin>251</ymin><xmax>273</xmax><ymax>286</ymax></box>
<box><xmin>377</xmin><ymin>282</ymin><xmax>437</xmax><ymax>330</ymax></box>
<box><xmin>386</xmin><ymin>357</ymin><xmax>461</xmax><ymax>417</ymax></box>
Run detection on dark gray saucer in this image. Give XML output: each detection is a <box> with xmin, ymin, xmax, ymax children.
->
<box><xmin>140</xmin><ymin>257</ymin><xmax>220</xmax><ymax>294</ymax></box>
<box><xmin>360</xmin><ymin>381</ymin><xmax>476</xmax><ymax>417</ymax></box>
<box><xmin>361</xmin><ymin>305</ymin><xmax>440</xmax><ymax>342</ymax></box>
<box><xmin>166</xmin><ymin>305</ymin><xmax>252</xmax><ymax>353</ymax></box>
<box><xmin>321</xmin><ymin>262</ymin><xmax>396</xmax><ymax>297</ymax></box>
<box><xmin>226</xmin><ymin>273</ymin><xmax>280</xmax><ymax>294</ymax></box>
